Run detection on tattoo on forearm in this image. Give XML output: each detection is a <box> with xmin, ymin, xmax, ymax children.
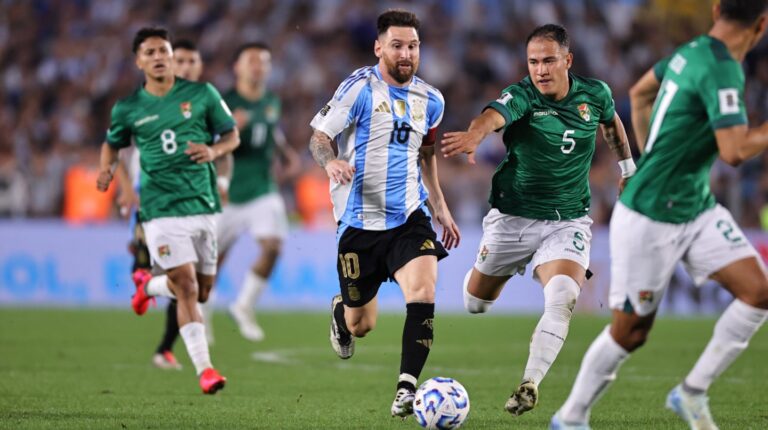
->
<box><xmin>310</xmin><ymin>131</ymin><xmax>335</xmax><ymax>168</ymax></box>
<box><xmin>604</xmin><ymin>124</ymin><xmax>632</xmax><ymax>159</ymax></box>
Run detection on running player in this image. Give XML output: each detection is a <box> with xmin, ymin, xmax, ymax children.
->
<box><xmin>218</xmin><ymin>42</ymin><xmax>300</xmax><ymax>342</ymax></box>
<box><xmin>552</xmin><ymin>1</ymin><xmax>768</xmax><ymax>428</ymax></box>
<box><xmin>442</xmin><ymin>24</ymin><xmax>634</xmax><ymax>416</ymax></box>
<box><xmin>97</xmin><ymin>27</ymin><xmax>239</xmax><ymax>394</ymax></box>
<box><xmin>309</xmin><ymin>9</ymin><xmax>460</xmax><ymax>417</ymax></box>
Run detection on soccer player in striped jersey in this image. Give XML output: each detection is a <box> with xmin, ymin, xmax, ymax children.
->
<box><xmin>442</xmin><ymin>24</ymin><xmax>634</xmax><ymax>417</ymax></box>
<box><xmin>309</xmin><ymin>9</ymin><xmax>460</xmax><ymax>418</ymax></box>
<box><xmin>97</xmin><ymin>27</ymin><xmax>239</xmax><ymax>394</ymax></box>
<box><xmin>553</xmin><ymin>1</ymin><xmax>768</xmax><ymax>428</ymax></box>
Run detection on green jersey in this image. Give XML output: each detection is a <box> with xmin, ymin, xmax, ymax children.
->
<box><xmin>487</xmin><ymin>74</ymin><xmax>616</xmax><ymax>220</ymax></box>
<box><xmin>223</xmin><ymin>90</ymin><xmax>281</xmax><ymax>204</ymax></box>
<box><xmin>106</xmin><ymin>78</ymin><xmax>236</xmax><ymax>221</ymax></box>
<box><xmin>620</xmin><ymin>35</ymin><xmax>747</xmax><ymax>223</ymax></box>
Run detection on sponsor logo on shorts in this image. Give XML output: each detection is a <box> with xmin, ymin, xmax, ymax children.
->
<box><xmin>478</xmin><ymin>245</ymin><xmax>489</xmax><ymax>263</ymax></box>
<box><xmin>420</xmin><ymin>239</ymin><xmax>435</xmax><ymax>251</ymax></box>
<box><xmin>564</xmin><ymin>247</ymin><xmax>583</xmax><ymax>255</ymax></box>
<box><xmin>638</xmin><ymin>290</ymin><xmax>654</xmax><ymax>303</ymax></box>
<box><xmin>158</xmin><ymin>245</ymin><xmax>171</xmax><ymax>258</ymax></box>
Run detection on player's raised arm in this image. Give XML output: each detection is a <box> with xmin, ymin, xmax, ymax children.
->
<box><xmin>441</xmin><ymin>108</ymin><xmax>506</xmax><ymax>164</ymax></box>
<box><xmin>599</xmin><ymin>113</ymin><xmax>635</xmax><ymax>193</ymax></box>
<box><xmin>419</xmin><ymin>142</ymin><xmax>460</xmax><ymax>249</ymax></box>
<box><xmin>629</xmin><ymin>68</ymin><xmax>661</xmax><ymax>153</ymax></box>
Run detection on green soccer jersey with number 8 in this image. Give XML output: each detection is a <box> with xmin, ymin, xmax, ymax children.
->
<box><xmin>620</xmin><ymin>35</ymin><xmax>747</xmax><ymax>223</ymax></box>
<box><xmin>487</xmin><ymin>74</ymin><xmax>616</xmax><ymax>221</ymax></box>
<box><xmin>106</xmin><ymin>78</ymin><xmax>236</xmax><ymax>222</ymax></box>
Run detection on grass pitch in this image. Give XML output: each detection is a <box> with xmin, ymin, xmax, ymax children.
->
<box><xmin>1</xmin><ymin>308</ymin><xmax>767</xmax><ymax>429</ymax></box>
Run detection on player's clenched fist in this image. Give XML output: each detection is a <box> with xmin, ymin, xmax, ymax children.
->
<box><xmin>324</xmin><ymin>159</ymin><xmax>356</xmax><ymax>185</ymax></box>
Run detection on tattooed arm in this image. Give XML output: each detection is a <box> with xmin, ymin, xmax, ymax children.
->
<box><xmin>599</xmin><ymin>113</ymin><xmax>635</xmax><ymax>193</ymax></box>
<box><xmin>310</xmin><ymin>129</ymin><xmax>355</xmax><ymax>185</ymax></box>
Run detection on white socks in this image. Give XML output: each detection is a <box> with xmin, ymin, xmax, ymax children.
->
<box><xmin>179</xmin><ymin>321</ymin><xmax>213</xmax><ymax>375</ymax></box>
<box><xmin>559</xmin><ymin>326</ymin><xmax>629</xmax><ymax>424</ymax></box>
<box><xmin>146</xmin><ymin>275</ymin><xmax>174</xmax><ymax>298</ymax></box>
<box><xmin>235</xmin><ymin>271</ymin><xmax>267</xmax><ymax>310</ymax></box>
<box><xmin>685</xmin><ymin>299</ymin><xmax>767</xmax><ymax>392</ymax></box>
<box><xmin>524</xmin><ymin>275</ymin><xmax>580</xmax><ymax>385</ymax></box>
<box><xmin>463</xmin><ymin>270</ymin><xmax>495</xmax><ymax>314</ymax></box>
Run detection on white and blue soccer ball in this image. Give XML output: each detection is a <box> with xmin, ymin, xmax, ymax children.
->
<box><xmin>413</xmin><ymin>377</ymin><xmax>470</xmax><ymax>430</ymax></box>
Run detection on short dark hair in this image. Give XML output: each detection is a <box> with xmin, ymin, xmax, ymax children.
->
<box><xmin>233</xmin><ymin>42</ymin><xmax>271</xmax><ymax>62</ymax></box>
<box><xmin>132</xmin><ymin>27</ymin><xmax>171</xmax><ymax>54</ymax></box>
<box><xmin>172</xmin><ymin>39</ymin><xmax>198</xmax><ymax>52</ymax></box>
<box><xmin>377</xmin><ymin>9</ymin><xmax>420</xmax><ymax>36</ymax></box>
<box><xmin>525</xmin><ymin>24</ymin><xmax>570</xmax><ymax>50</ymax></box>
<box><xmin>720</xmin><ymin>0</ymin><xmax>768</xmax><ymax>26</ymax></box>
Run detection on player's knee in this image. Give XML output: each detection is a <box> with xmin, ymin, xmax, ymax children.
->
<box><xmin>407</xmin><ymin>283</ymin><xmax>435</xmax><ymax>303</ymax></box>
<box><xmin>170</xmin><ymin>274</ymin><xmax>197</xmax><ymax>299</ymax></box>
<box><xmin>543</xmin><ymin>275</ymin><xmax>581</xmax><ymax>322</ymax></box>
<box><xmin>616</xmin><ymin>327</ymin><xmax>650</xmax><ymax>352</ymax></box>
<box><xmin>738</xmin><ymin>279</ymin><xmax>768</xmax><ymax>310</ymax></box>
<box><xmin>348</xmin><ymin>319</ymin><xmax>375</xmax><ymax>337</ymax></box>
<box><xmin>260</xmin><ymin>239</ymin><xmax>282</xmax><ymax>258</ymax></box>
<box><xmin>463</xmin><ymin>271</ymin><xmax>493</xmax><ymax>314</ymax></box>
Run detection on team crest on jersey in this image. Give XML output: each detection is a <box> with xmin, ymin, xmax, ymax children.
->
<box><xmin>394</xmin><ymin>99</ymin><xmax>407</xmax><ymax>118</ymax></box>
<box><xmin>412</xmin><ymin>99</ymin><xmax>426</xmax><ymax>122</ymax></box>
<box><xmin>577</xmin><ymin>103</ymin><xmax>591</xmax><ymax>122</ymax></box>
<box><xmin>265</xmin><ymin>105</ymin><xmax>278</xmax><ymax>123</ymax></box>
<box><xmin>158</xmin><ymin>245</ymin><xmax>171</xmax><ymax>258</ymax></box>
<box><xmin>180</xmin><ymin>102</ymin><xmax>192</xmax><ymax>119</ymax></box>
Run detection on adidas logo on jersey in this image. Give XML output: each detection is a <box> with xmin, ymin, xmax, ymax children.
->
<box><xmin>374</xmin><ymin>101</ymin><xmax>391</xmax><ymax>113</ymax></box>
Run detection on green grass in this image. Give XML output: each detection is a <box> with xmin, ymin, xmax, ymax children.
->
<box><xmin>1</xmin><ymin>309</ymin><xmax>767</xmax><ymax>429</ymax></box>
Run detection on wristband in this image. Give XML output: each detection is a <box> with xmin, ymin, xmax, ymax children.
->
<box><xmin>216</xmin><ymin>176</ymin><xmax>230</xmax><ymax>192</ymax></box>
<box><xmin>618</xmin><ymin>158</ymin><xmax>637</xmax><ymax>178</ymax></box>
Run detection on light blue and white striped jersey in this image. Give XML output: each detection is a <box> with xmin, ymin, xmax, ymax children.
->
<box><xmin>310</xmin><ymin>65</ymin><xmax>445</xmax><ymax>231</ymax></box>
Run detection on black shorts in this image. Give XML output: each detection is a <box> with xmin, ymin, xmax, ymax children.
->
<box><xmin>336</xmin><ymin>208</ymin><xmax>448</xmax><ymax>307</ymax></box>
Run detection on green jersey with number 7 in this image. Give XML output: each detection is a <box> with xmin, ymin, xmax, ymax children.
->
<box><xmin>621</xmin><ymin>35</ymin><xmax>747</xmax><ymax>223</ymax></box>
<box><xmin>106</xmin><ymin>78</ymin><xmax>236</xmax><ymax>221</ymax></box>
<box><xmin>486</xmin><ymin>73</ymin><xmax>616</xmax><ymax>221</ymax></box>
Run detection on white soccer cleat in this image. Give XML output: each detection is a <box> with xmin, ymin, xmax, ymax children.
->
<box><xmin>152</xmin><ymin>351</ymin><xmax>183</xmax><ymax>371</ymax></box>
<box><xmin>549</xmin><ymin>412</ymin><xmax>591</xmax><ymax>430</ymax></box>
<box><xmin>228</xmin><ymin>303</ymin><xmax>265</xmax><ymax>342</ymax></box>
<box><xmin>391</xmin><ymin>387</ymin><xmax>416</xmax><ymax>418</ymax></box>
<box><xmin>329</xmin><ymin>295</ymin><xmax>354</xmax><ymax>359</ymax></box>
<box><xmin>505</xmin><ymin>379</ymin><xmax>539</xmax><ymax>416</ymax></box>
<box><xmin>666</xmin><ymin>384</ymin><xmax>719</xmax><ymax>430</ymax></box>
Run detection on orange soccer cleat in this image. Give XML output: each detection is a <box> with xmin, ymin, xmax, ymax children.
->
<box><xmin>131</xmin><ymin>269</ymin><xmax>155</xmax><ymax>315</ymax></box>
<box><xmin>199</xmin><ymin>368</ymin><xmax>227</xmax><ymax>394</ymax></box>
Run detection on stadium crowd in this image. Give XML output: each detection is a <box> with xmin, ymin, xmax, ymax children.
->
<box><xmin>1</xmin><ymin>0</ymin><xmax>767</xmax><ymax>228</ymax></box>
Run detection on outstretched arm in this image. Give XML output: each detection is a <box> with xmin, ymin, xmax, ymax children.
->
<box><xmin>310</xmin><ymin>128</ymin><xmax>355</xmax><ymax>185</ymax></box>
<box><xmin>420</xmin><ymin>144</ymin><xmax>460</xmax><ymax>249</ymax></box>
<box><xmin>441</xmin><ymin>108</ymin><xmax>506</xmax><ymax>164</ymax></box>
<box><xmin>629</xmin><ymin>68</ymin><xmax>661</xmax><ymax>153</ymax></box>
<box><xmin>599</xmin><ymin>113</ymin><xmax>635</xmax><ymax>194</ymax></box>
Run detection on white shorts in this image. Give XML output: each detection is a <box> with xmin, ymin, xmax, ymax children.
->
<box><xmin>609</xmin><ymin>202</ymin><xmax>759</xmax><ymax>316</ymax></box>
<box><xmin>217</xmin><ymin>192</ymin><xmax>288</xmax><ymax>252</ymax></box>
<box><xmin>473</xmin><ymin>208</ymin><xmax>593</xmax><ymax>279</ymax></box>
<box><xmin>142</xmin><ymin>214</ymin><xmax>218</xmax><ymax>275</ymax></box>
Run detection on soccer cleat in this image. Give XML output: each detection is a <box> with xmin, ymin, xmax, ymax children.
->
<box><xmin>329</xmin><ymin>295</ymin><xmax>354</xmax><ymax>359</ymax></box>
<box><xmin>505</xmin><ymin>379</ymin><xmax>539</xmax><ymax>416</ymax></box>
<box><xmin>228</xmin><ymin>303</ymin><xmax>265</xmax><ymax>342</ymax></box>
<box><xmin>199</xmin><ymin>368</ymin><xmax>226</xmax><ymax>395</ymax></box>
<box><xmin>549</xmin><ymin>412</ymin><xmax>592</xmax><ymax>430</ymax></box>
<box><xmin>152</xmin><ymin>350</ymin><xmax>182</xmax><ymax>371</ymax></box>
<box><xmin>666</xmin><ymin>384</ymin><xmax>719</xmax><ymax>430</ymax></box>
<box><xmin>131</xmin><ymin>269</ymin><xmax>155</xmax><ymax>316</ymax></box>
<box><xmin>391</xmin><ymin>387</ymin><xmax>416</xmax><ymax>417</ymax></box>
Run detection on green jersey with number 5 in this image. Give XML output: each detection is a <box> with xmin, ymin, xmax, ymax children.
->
<box><xmin>106</xmin><ymin>78</ymin><xmax>235</xmax><ymax>221</ymax></box>
<box><xmin>487</xmin><ymin>74</ymin><xmax>616</xmax><ymax>220</ymax></box>
<box><xmin>620</xmin><ymin>35</ymin><xmax>747</xmax><ymax>223</ymax></box>
<box><xmin>223</xmin><ymin>90</ymin><xmax>281</xmax><ymax>204</ymax></box>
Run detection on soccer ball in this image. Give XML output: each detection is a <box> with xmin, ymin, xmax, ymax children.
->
<box><xmin>413</xmin><ymin>377</ymin><xmax>470</xmax><ymax>429</ymax></box>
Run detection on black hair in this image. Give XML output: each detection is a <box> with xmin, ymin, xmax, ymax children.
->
<box><xmin>172</xmin><ymin>39</ymin><xmax>198</xmax><ymax>52</ymax></box>
<box><xmin>525</xmin><ymin>24</ymin><xmax>569</xmax><ymax>50</ymax></box>
<box><xmin>132</xmin><ymin>27</ymin><xmax>171</xmax><ymax>54</ymax></box>
<box><xmin>720</xmin><ymin>0</ymin><xmax>768</xmax><ymax>26</ymax></box>
<box><xmin>233</xmin><ymin>42</ymin><xmax>271</xmax><ymax>63</ymax></box>
<box><xmin>377</xmin><ymin>9</ymin><xmax>420</xmax><ymax>35</ymax></box>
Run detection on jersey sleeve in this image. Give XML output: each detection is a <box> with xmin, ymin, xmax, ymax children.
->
<box><xmin>597</xmin><ymin>80</ymin><xmax>616</xmax><ymax>124</ymax></box>
<box><xmin>204</xmin><ymin>83</ymin><xmax>236</xmax><ymax>135</ymax></box>
<box><xmin>484</xmin><ymin>85</ymin><xmax>531</xmax><ymax>129</ymax></box>
<box><xmin>310</xmin><ymin>72</ymin><xmax>369</xmax><ymax>139</ymax></box>
<box><xmin>699</xmin><ymin>62</ymin><xmax>747</xmax><ymax>130</ymax></box>
<box><xmin>105</xmin><ymin>102</ymin><xmax>132</xmax><ymax>149</ymax></box>
<box><xmin>426</xmin><ymin>89</ymin><xmax>445</xmax><ymax>129</ymax></box>
<box><xmin>653</xmin><ymin>56</ymin><xmax>672</xmax><ymax>81</ymax></box>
